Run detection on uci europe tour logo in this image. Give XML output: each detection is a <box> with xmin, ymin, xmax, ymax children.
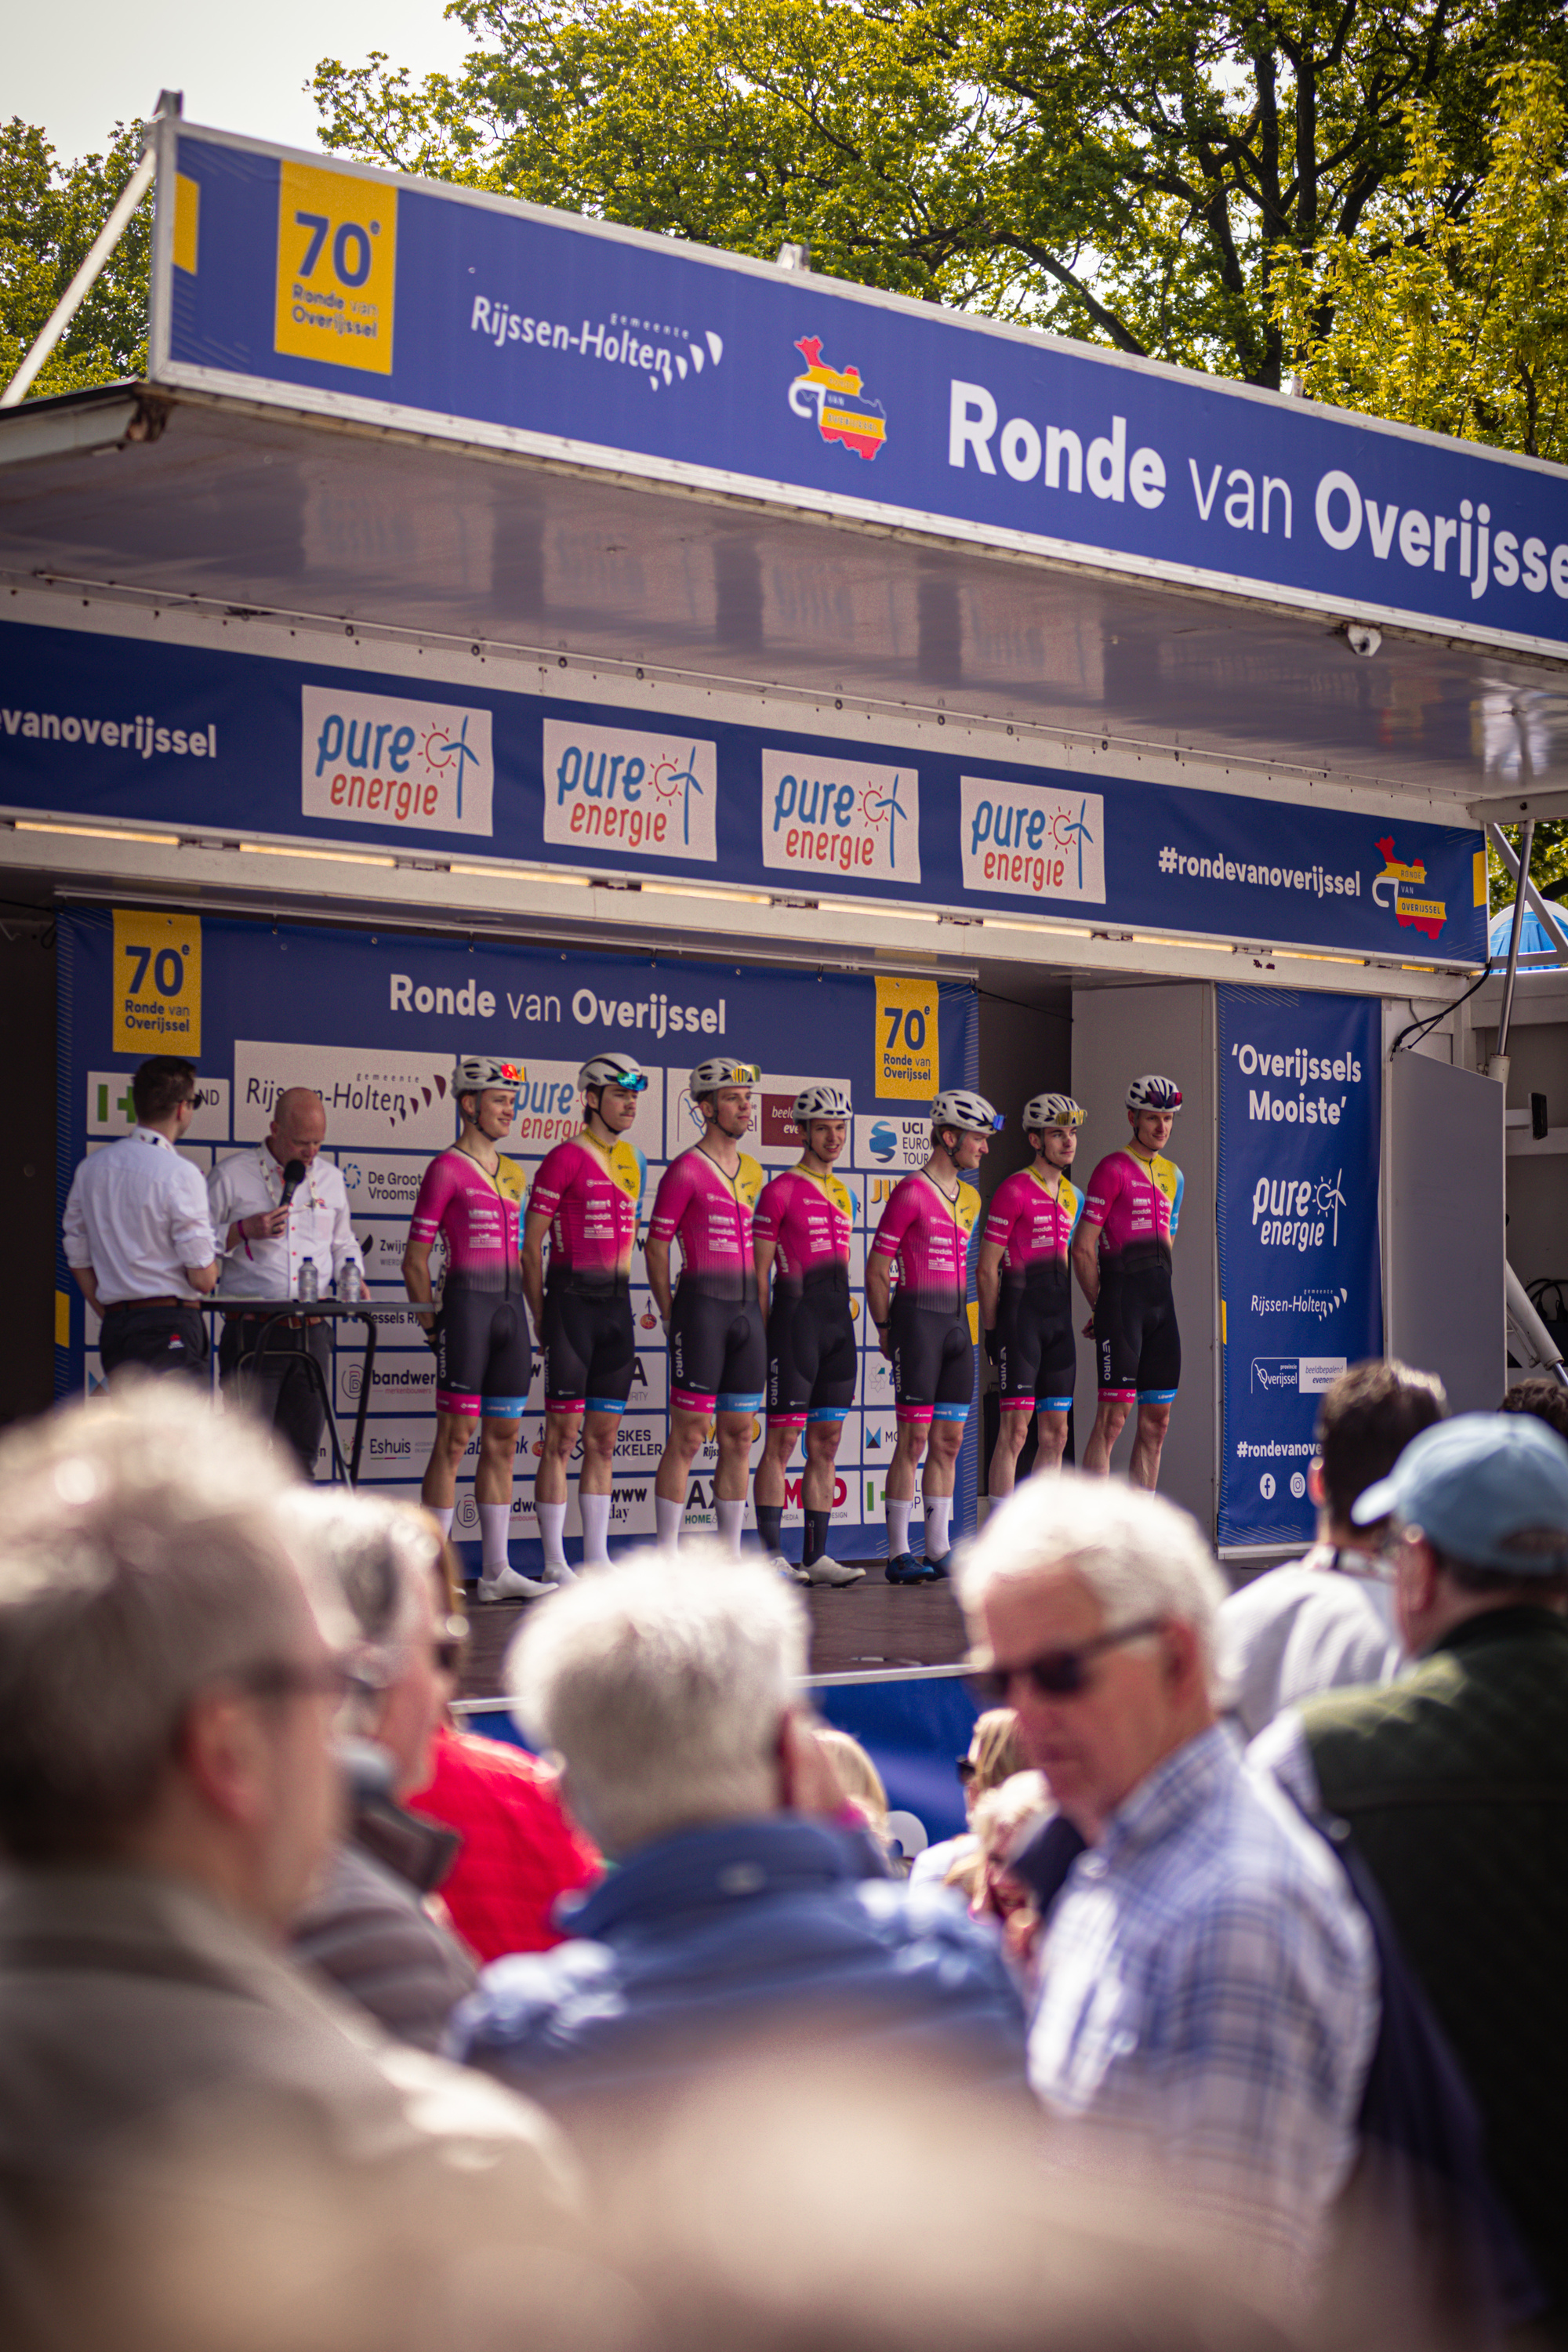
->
<box><xmin>787</xmin><ymin>336</ymin><xmax>887</xmax><ymax>461</ymax></box>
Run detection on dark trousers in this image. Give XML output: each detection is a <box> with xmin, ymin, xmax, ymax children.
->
<box><xmin>99</xmin><ymin>1302</ymin><xmax>209</xmax><ymax>1383</ymax></box>
<box><xmin>219</xmin><ymin>1316</ymin><xmax>331</xmax><ymax>1475</ymax></box>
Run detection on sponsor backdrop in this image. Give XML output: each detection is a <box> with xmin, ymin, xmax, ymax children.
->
<box><xmin>1</xmin><ymin>618</ymin><xmax>1486</xmax><ymax>964</ymax></box>
<box><xmin>1216</xmin><ymin>986</ymin><xmax>1383</xmax><ymax>1550</ymax></box>
<box><xmin>56</xmin><ymin>909</ymin><xmax>977</xmax><ymax>1566</ymax></box>
<box><xmin>155</xmin><ymin>126</ymin><xmax>1568</xmax><ymax>655</ymax></box>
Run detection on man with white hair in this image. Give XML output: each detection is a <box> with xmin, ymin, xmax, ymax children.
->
<box><xmin>450</xmin><ymin>1552</ymin><xmax>1027</xmax><ymax>2117</ymax></box>
<box><xmin>0</xmin><ymin>1388</ymin><xmax>568</xmax><ymax>2343</ymax></box>
<box><xmin>959</xmin><ymin>1474</ymin><xmax>1377</xmax><ymax>2310</ymax></box>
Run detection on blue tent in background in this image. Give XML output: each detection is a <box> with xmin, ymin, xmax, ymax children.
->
<box><xmin>1488</xmin><ymin>896</ymin><xmax>1568</xmax><ymax>967</ymax></box>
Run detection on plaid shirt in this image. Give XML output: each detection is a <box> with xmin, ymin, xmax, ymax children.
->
<box><xmin>1029</xmin><ymin>1726</ymin><xmax>1377</xmax><ymax>2306</ymax></box>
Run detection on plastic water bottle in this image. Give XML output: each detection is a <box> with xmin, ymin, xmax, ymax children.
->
<box><xmin>339</xmin><ymin>1262</ymin><xmax>364</xmax><ymax>1305</ymax></box>
<box><xmin>298</xmin><ymin>1258</ymin><xmax>319</xmax><ymax>1305</ymax></box>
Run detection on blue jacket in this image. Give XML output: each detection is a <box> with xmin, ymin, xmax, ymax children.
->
<box><xmin>449</xmin><ymin>1816</ymin><xmax>1028</xmax><ymax>2105</ymax></box>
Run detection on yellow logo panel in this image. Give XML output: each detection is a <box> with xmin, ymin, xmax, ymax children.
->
<box><xmin>274</xmin><ymin>161</ymin><xmax>397</xmax><ymax>376</ymax></box>
<box><xmin>112</xmin><ymin>910</ymin><xmax>201</xmax><ymax>1055</ymax></box>
<box><xmin>875</xmin><ymin>975</ymin><xmax>939</xmax><ymax>1099</ymax></box>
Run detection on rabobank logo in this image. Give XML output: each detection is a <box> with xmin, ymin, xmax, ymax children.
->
<box><xmin>301</xmin><ymin>685</ymin><xmax>493</xmax><ymax>839</ymax></box>
<box><xmin>787</xmin><ymin>336</ymin><xmax>887</xmax><ymax>461</ymax></box>
<box><xmin>543</xmin><ymin>719</ymin><xmax>717</xmax><ymax>864</ymax></box>
<box><xmin>960</xmin><ymin>778</ymin><xmax>1105</xmax><ymax>904</ymax></box>
<box><xmin>761</xmin><ymin>751</ymin><xmax>920</xmax><ymax>887</ymax></box>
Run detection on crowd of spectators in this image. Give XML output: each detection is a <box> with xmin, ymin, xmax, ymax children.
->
<box><xmin>2</xmin><ymin>1360</ymin><xmax>1566</xmax><ymax>2351</ymax></box>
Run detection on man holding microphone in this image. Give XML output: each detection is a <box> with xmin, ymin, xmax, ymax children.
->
<box><xmin>208</xmin><ymin>1087</ymin><xmax>365</xmax><ymax>1473</ymax></box>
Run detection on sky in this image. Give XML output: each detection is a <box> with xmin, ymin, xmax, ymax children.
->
<box><xmin>7</xmin><ymin>0</ymin><xmax>470</xmax><ymax>162</ymax></box>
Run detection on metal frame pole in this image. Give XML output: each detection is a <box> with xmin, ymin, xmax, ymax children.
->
<box><xmin>1493</xmin><ymin>818</ymin><xmax>1536</xmax><ymax>1076</ymax></box>
<box><xmin>0</xmin><ymin>91</ymin><xmax>180</xmax><ymax>411</ymax></box>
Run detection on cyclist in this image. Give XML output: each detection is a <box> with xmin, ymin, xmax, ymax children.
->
<box><xmin>978</xmin><ymin>1093</ymin><xmax>1086</xmax><ymax>1497</ymax></box>
<box><xmin>522</xmin><ymin>1052</ymin><xmax>648</xmax><ymax>1579</ymax></box>
<box><xmin>404</xmin><ymin>1055</ymin><xmax>546</xmax><ymax>1602</ymax></box>
<box><xmin>646</xmin><ymin>1059</ymin><xmax>765</xmax><ymax>1557</ymax></box>
<box><xmin>753</xmin><ymin>1083</ymin><xmax>862</xmax><ymax>1588</ymax></box>
<box><xmin>866</xmin><ymin>1088</ymin><xmax>998</xmax><ymax>1582</ymax></box>
<box><xmin>1070</xmin><ymin>1074</ymin><xmax>1184</xmax><ymax>1491</ymax></box>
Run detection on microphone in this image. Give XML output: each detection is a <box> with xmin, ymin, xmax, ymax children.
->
<box><xmin>279</xmin><ymin>1158</ymin><xmax>307</xmax><ymax>1209</ymax></box>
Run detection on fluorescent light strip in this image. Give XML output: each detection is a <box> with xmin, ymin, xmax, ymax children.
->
<box><xmin>238</xmin><ymin>841</ymin><xmax>396</xmax><ymax>868</ymax></box>
<box><xmin>16</xmin><ymin>819</ymin><xmax>179</xmax><ymax>845</ymax></box>
<box><xmin>448</xmin><ymin>863</ymin><xmax>590</xmax><ymax>884</ymax></box>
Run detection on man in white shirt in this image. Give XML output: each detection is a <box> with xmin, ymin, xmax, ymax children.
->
<box><xmin>1217</xmin><ymin>1359</ymin><xmax>1446</xmax><ymax>1739</ymax></box>
<box><xmin>208</xmin><ymin>1088</ymin><xmax>365</xmax><ymax>1473</ymax></box>
<box><xmin>61</xmin><ymin>1056</ymin><xmax>220</xmax><ymax>1383</ymax></box>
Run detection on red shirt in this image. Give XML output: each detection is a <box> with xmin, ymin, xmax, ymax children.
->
<box><xmin>407</xmin><ymin>1724</ymin><xmax>602</xmax><ymax>1964</ymax></box>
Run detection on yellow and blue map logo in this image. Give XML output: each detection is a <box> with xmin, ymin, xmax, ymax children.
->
<box><xmin>787</xmin><ymin>336</ymin><xmax>887</xmax><ymax>461</ymax></box>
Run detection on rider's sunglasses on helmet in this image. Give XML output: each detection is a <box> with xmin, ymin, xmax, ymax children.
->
<box><xmin>967</xmin><ymin>1617</ymin><xmax>1166</xmax><ymax>1704</ymax></box>
<box><xmin>613</xmin><ymin>1073</ymin><xmax>649</xmax><ymax>1094</ymax></box>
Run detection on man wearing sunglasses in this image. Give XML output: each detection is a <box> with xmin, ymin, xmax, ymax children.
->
<box><xmin>62</xmin><ymin>1054</ymin><xmax>220</xmax><ymax>1385</ymax></box>
<box><xmin>960</xmin><ymin>1474</ymin><xmax>1377</xmax><ymax>2310</ymax></box>
<box><xmin>523</xmin><ymin>1054</ymin><xmax>649</xmax><ymax>1578</ymax></box>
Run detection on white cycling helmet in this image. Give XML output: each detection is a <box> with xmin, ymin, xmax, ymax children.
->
<box><xmin>689</xmin><ymin>1058</ymin><xmax>761</xmax><ymax>1098</ymax></box>
<box><xmin>1023</xmin><ymin>1092</ymin><xmax>1086</xmax><ymax>1132</ymax></box>
<box><xmin>793</xmin><ymin>1082</ymin><xmax>852</xmax><ymax>1124</ymax></box>
<box><xmin>453</xmin><ymin>1054</ymin><xmax>523</xmax><ymax>1098</ymax></box>
<box><xmin>1126</xmin><ymin>1074</ymin><xmax>1182</xmax><ymax>1112</ymax></box>
<box><xmin>931</xmin><ymin>1087</ymin><xmax>1003</xmax><ymax>1135</ymax></box>
<box><xmin>579</xmin><ymin>1051</ymin><xmax>648</xmax><ymax>1095</ymax></box>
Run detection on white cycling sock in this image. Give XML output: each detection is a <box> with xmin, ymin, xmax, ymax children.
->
<box><xmin>655</xmin><ymin>1494</ymin><xmax>684</xmax><ymax>1552</ymax></box>
<box><xmin>579</xmin><ymin>1490</ymin><xmax>612</xmax><ymax>1566</ymax></box>
<box><xmin>429</xmin><ymin>1505</ymin><xmax>455</xmax><ymax>1542</ymax></box>
<box><xmin>716</xmin><ymin>1499</ymin><xmax>745</xmax><ymax>1561</ymax></box>
<box><xmin>537</xmin><ymin>1501</ymin><xmax>568</xmax><ymax>1571</ymax></box>
<box><xmin>886</xmin><ymin>1499</ymin><xmax>913</xmax><ymax>1559</ymax></box>
<box><xmin>924</xmin><ymin>1495</ymin><xmax>953</xmax><ymax>1560</ymax></box>
<box><xmin>477</xmin><ymin>1503</ymin><xmax>513</xmax><ymax>1573</ymax></box>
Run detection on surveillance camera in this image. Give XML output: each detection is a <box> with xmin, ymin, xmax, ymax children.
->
<box><xmin>1345</xmin><ymin>624</ymin><xmax>1382</xmax><ymax>658</ymax></box>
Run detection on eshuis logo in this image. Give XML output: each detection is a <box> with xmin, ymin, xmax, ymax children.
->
<box><xmin>788</xmin><ymin>336</ymin><xmax>887</xmax><ymax>461</ymax></box>
<box><xmin>1373</xmin><ymin>836</ymin><xmax>1446</xmax><ymax>940</ymax></box>
<box><xmin>302</xmin><ymin>686</ymin><xmax>493</xmax><ymax>839</ymax></box>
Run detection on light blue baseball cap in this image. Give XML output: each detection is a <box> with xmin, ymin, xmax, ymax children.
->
<box><xmin>1352</xmin><ymin>1410</ymin><xmax>1568</xmax><ymax>1572</ymax></box>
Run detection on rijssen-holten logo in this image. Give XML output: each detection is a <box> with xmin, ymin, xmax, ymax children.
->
<box><xmin>1372</xmin><ymin>836</ymin><xmax>1446</xmax><ymax>942</ymax></box>
<box><xmin>787</xmin><ymin>336</ymin><xmax>887</xmax><ymax>461</ymax></box>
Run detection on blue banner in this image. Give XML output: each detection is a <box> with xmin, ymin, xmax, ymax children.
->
<box><xmin>56</xmin><ymin>909</ymin><xmax>978</xmax><ymax>1564</ymax></box>
<box><xmin>4</xmin><ymin>617</ymin><xmax>1486</xmax><ymax>964</ymax></box>
<box><xmin>156</xmin><ymin>125</ymin><xmax>1568</xmax><ymax>659</ymax></box>
<box><xmin>1217</xmin><ymin>987</ymin><xmax>1383</xmax><ymax>1550</ymax></box>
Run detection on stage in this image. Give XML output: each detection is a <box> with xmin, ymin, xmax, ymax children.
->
<box><xmin>455</xmin><ymin>1570</ymin><xmax>970</xmax><ymax>1706</ymax></box>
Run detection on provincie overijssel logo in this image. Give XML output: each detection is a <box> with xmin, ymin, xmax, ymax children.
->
<box><xmin>787</xmin><ymin>337</ymin><xmax>887</xmax><ymax>461</ymax></box>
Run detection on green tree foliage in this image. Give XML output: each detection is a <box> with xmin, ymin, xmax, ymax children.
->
<box><xmin>1272</xmin><ymin>63</ymin><xmax>1568</xmax><ymax>463</ymax></box>
<box><xmin>313</xmin><ymin>0</ymin><xmax>1566</xmax><ymax>386</ymax></box>
<box><xmin>1489</xmin><ymin>822</ymin><xmax>1568</xmax><ymax>922</ymax></box>
<box><xmin>0</xmin><ymin>119</ymin><xmax>151</xmax><ymax>400</ymax></box>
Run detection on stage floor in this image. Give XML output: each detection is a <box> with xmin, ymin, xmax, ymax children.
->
<box><xmin>456</xmin><ymin>1571</ymin><xmax>970</xmax><ymax>1704</ymax></box>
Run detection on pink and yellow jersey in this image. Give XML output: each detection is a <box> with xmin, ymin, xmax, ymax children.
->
<box><xmin>982</xmin><ymin>1166</ymin><xmax>1083</xmax><ymax>1292</ymax></box>
<box><xmin>408</xmin><ymin>1149</ymin><xmax>527</xmax><ymax>1295</ymax></box>
<box><xmin>1080</xmin><ymin>1149</ymin><xmax>1182</xmax><ymax>1268</ymax></box>
<box><xmin>753</xmin><ymin>1163</ymin><xmax>854</xmax><ymax>1293</ymax></box>
<box><xmin>870</xmin><ymin>1170</ymin><xmax>981</xmax><ymax>1319</ymax></box>
<box><xmin>648</xmin><ymin>1146</ymin><xmax>764</xmax><ymax>1302</ymax></box>
<box><xmin>527</xmin><ymin>1130</ymin><xmax>645</xmax><ymax>1289</ymax></box>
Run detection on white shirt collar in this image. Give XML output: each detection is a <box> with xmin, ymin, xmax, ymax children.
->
<box><xmin>131</xmin><ymin>1125</ymin><xmax>176</xmax><ymax>1153</ymax></box>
